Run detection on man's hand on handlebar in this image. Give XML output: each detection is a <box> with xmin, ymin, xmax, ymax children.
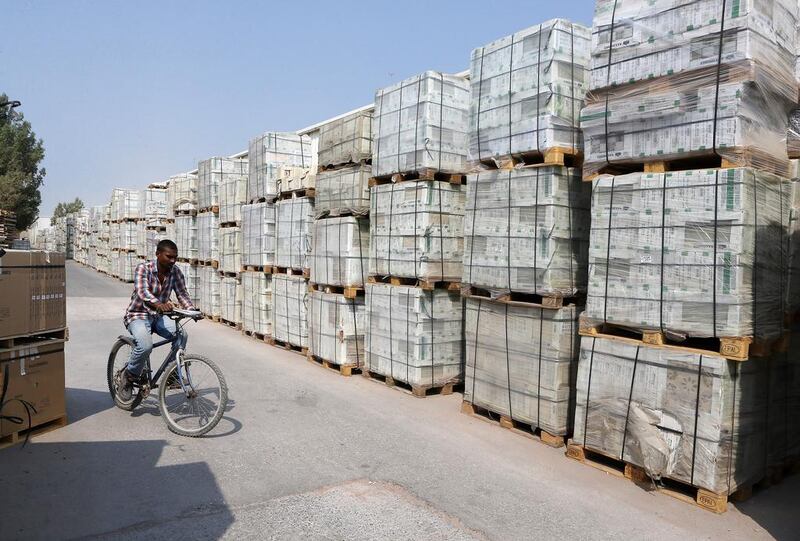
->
<box><xmin>155</xmin><ymin>301</ymin><xmax>174</xmax><ymax>313</ymax></box>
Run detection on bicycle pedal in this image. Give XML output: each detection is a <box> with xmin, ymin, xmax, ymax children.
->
<box><xmin>140</xmin><ymin>384</ymin><xmax>151</xmax><ymax>399</ymax></box>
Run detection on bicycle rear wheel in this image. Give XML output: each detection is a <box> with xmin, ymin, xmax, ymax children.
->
<box><xmin>158</xmin><ymin>354</ymin><xmax>228</xmax><ymax>437</ymax></box>
<box><xmin>107</xmin><ymin>338</ymin><xmax>144</xmax><ymax>411</ymax></box>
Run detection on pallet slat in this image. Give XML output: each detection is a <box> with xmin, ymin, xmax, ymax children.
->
<box><xmin>460</xmin><ymin>401</ymin><xmax>565</xmax><ymax>448</ymax></box>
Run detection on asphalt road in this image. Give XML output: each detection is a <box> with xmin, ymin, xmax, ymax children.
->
<box><xmin>0</xmin><ymin>261</ymin><xmax>797</xmax><ymax>540</ymax></box>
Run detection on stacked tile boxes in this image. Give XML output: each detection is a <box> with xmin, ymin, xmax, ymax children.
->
<box><xmin>247</xmin><ymin>132</ymin><xmax>313</xmax><ymax>203</ymax></box>
<box><xmin>219</xmin><ymin>164</ymin><xmax>248</xmax><ymax>327</ymax></box>
<box><xmin>571</xmin><ymin>0</ymin><xmax>799</xmax><ymax>511</ymax></box>
<box><xmin>107</xmin><ymin>189</ymin><xmax>141</xmax><ymax>282</ymax></box>
<box><xmin>460</xmin><ymin>21</ymin><xmax>591</xmax><ymax>443</ymax></box>
<box><xmin>139</xmin><ymin>183</ymin><xmax>169</xmax><ymax>263</ymax></box>
<box><xmin>309</xmin><ymin>109</ymin><xmax>373</xmax><ymax>372</ymax></box>
<box><xmin>365</xmin><ymin>71</ymin><xmax>469</xmax><ymax>394</ymax></box>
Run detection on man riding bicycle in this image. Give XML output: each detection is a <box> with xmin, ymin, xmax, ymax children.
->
<box><xmin>119</xmin><ymin>239</ymin><xmax>196</xmax><ymax>400</ymax></box>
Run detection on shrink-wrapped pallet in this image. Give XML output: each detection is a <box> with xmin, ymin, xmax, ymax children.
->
<box><xmin>275</xmin><ymin>197</ymin><xmax>314</xmax><ymax>270</ymax></box>
<box><xmin>463</xmin><ymin>166</ymin><xmax>591</xmax><ymax>298</ymax></box>
<box><xmin>197</xmin><ymin>212</ymin><xmax>219</xmax><ymax>263</ymax></box>
<box><xmin>241</xmin><ymin>271</ymin><xmax>272</xmax><ymax>336</ymax></box>
<box><xmin>141</xmin><ymin>185</ymin><xmax>168</xmax><ymax>226</ymax></box>
<box><xmin>219</xmin><ymin>174</ymin><xmax>247</xmax><ymax>225</ymax></box>
<box><xmin>174</xmin><ymin>215</ymin><xmax>198</xmax><ymax>260</ymax></box>
<box><xmin>470</xmin><ymin>19</ymin><xmax>590</xmax><ymax>167</ymax></box>
<box><xmin>373</xmin><ymin>71</ymin><xmax>470</xmax><ymax>178</ymax></box>
<box><xmin>115</xmin><ymin>252</ymin><xmax>137</xmax><ymax>282</ymax></box>
<box><xmin>167</xmin><ymin>173</ymin><xmax>198</xmax><ymax>215</ymax></box>
<box><xmin>369</xmin><ymin>181</ymin><xmax>465</xmax><ymax>281</ymax></box>
<box><xmin>114</xmin><ymin>222</ymin><xmax>137</xmax><ymax>252</ymax></box>
<box><xmin>198</xmin><ymin>157</ymin><xmax>248</xmax><ymax>210</ymax></box>
<box><xmin>175</xmin><ymin>261</ymin><xmax>200</xmax><ymax>307</ymax></box>
<box><xmin>464</xmin><ymin>298</ymin><xmax>580</xmax><ymax>435</ymax></box>
<box><xmin>365</xmin><ymin>283</ymin><xmax>463</xmax><ymax>388</ymax></box>
<box><xmin>310</xmin><ymin>217</ymin><xmax>369</xmax><ymax>287</ymax></box>
<box><xmin>241</xmin><ymin>202</ymin><xmax>276</xmax><ymax>267</ymax></box>
<box><xmin>220</xmin><ymin>276</ymin><xmax>242</xmax><ymax>324</ymax></box>
<box><xmin>277</xmin><ymin>166</ymin><xmax>315</xmax><ymax>194</ymax></box>
<box><xmin>573</xmin><ymin>335</ymin><xmax>772</xmax><ymax>495</ymax></box>
<box><xmin>314</xmin><ymin>165</ymin><xmax>371</xmax><ymax>217</ymax></box>
<box><xmin>584</xmin><ymin>168</ymin><xmax>790</xmax><ymax>340</ymax></box>
<box><xmin>145</xmin><ymin>229</ymin><xmax>168</xmax><ymax>258</ymax></box>
<box><xmin>317</xmin><ymin>109</ymin><xmax>373</xmax><ymax>168</ymax></box>
<box><xmin>109</xmin><ymin>189</ymin><xmax>141</xmax><ymax>221</ymax></box>
<box><xmin>198</xmin><ymin>265</ymin><xmax>221</xmax><ymax>317</ymax></box>
<box><xmin>309</xmin><ymin>291</ymin><xmax>366</xmax><ymax>367</ymax></box>
<box><xmin>135</xmin><ymin>221</ymin><xmax>147</xmax><ymax>257</ymax></box>
<box><xmin>220</xmin><ymin>226</ymin><xmax>242</xmax><ymax>274</ymax></box>
<box><xmin>248</xmin><ymin>132</ymin><xmax>313</xmax><ymax>202</ymax></box>
<box><xmin>272</xmin><ymin>274</ymin><xmax>308</xmax><ymax>347</ymax></box>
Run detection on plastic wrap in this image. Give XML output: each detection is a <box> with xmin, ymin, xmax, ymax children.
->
<box><xmin>308</xmin><ymin>291</ymin><xmax>366</xmax><ymax>367</ymax></box>
<box><xmin>310</xmin><ymin>217</ymin><xmax>369</xmax><ymax>288</ymax></box>
<box><xmin>135</xmin><ymin>221</ymin><xmax>147</xmax><ymax>257</ymax></box>
<box><xmin>241</xmin><ymin>271</ymin><xmax>272</xmax><ymax>336</ymax></box>
<box><xmin>197</xmin><ymin>212</ymin><xmax>219</xmax><ymax>263</ymax></box>
<box><xmin>469</xmin><ymin>19</ymin><xmax>590</xmax><ymax>167</ymax></box>
<box><xmin>272</xmin><ymin>274</ymin><xmax>308</xmax><ymax>347</ymax></box>
<box><xmin>220</xmin><ymin>276</ymin><xmax>242</xmax><ymax>324</ymax></box>
<box><xmin>277</xmin><ymin>166</ymin><xmax>315</xmax><ymax>194</ymax></box>
<box><xmin>113</xmin><ymin>251</ymin><xmax>137</xmax><ymax>282</ymax></box>
<box><xmin>247</xmin><ymin>132</ymin><xmax>313</xmax><ymax>202</ymax></box>
<box><xmin>585</xmin><ymin>168</ymin><xmax>790</xmax><ymax>340</ymax></box>
<box><xmin>369</xmin><ymin>181</ymin><xmax>465</xmax><ymax>281</ymax></box>
<box><xmin>198</xmin><ymin>157</ymin><xmax>248</xmax><ymax>210</ymax></box>
<box><xmin>175</xmin><ymin>261</ymin><xmax>200</xmax><ymax>307</ymax></box>
<box><xmin>365</xmin><ymin>283</ymin><xmax>463</xmax><ymax>388</ymax></box>
<box><xmin>314</xmin><ymin>165</ymin><xmax>372</xmax><ymax>218</ymax></box>
<box><xmin>789</xmin><ymin>109</ymin><xmax>800</xmax><ymax>159</ymax></box>
<box><xmin>219</xmin><ymin>226</ymin><xmax>242</xmax><ymax>274</ymax></box>
<box><xmin>109</xmin><ymin>189</ymin><xmax>142</xmax><ymax>221</ymax></box>
<box><xmin>373</xmin><ymin>71</ymin><xmax>470</xmax><ymax>178</ymax></box>
<box><xmin>241</xmin><ymin>202</ymin><xmax>276</xmax><ymax>267</ymax></box>
<box><xmin>219</xmin><ymin>174</ymin><xmax>247</xmax><ymax>225</ymax></box>
<box><xmin>145</xmin><ymin>229</ymin><xmax>168</xmax><ymax>259</ymax></box>
<box><xmin>275</xmin><ymin>197</ymin><xmax>314</xmax><ymax>270</ymax></box>
<box><xmin>317</xmin><ymin>109</ymin><xmax>373</xmax><ymax>168</ymax></box>
<box><xmin>464</xmin><ymin>298</ymin><xmax>580</xmax><ymax>435</ymax></box>
<box><xmin>111</xmin><ymin>222</ymin><xmax>137</xmax><ymax>252</ymax></box>
<box><xmin>787</xmin><ymin>166</ymin><xmax>800</xmax><ymax>314</ymax></box>
<box><xmin>463</xmin><ymin>166</ymin><xmax>591</xmax><ymax>298</ymax></box>
<box><xmin>198</xmin><ymin>265</ymin><xmax>221</xmax><ymax>317</ymax></box>
<box><xmin>583</xmin><ymin>0</ymin><xmax>798</xmax><ymax>176</ymax></box>
<box><xmin>167</xmin><ymin>173</ymin><xmax>198</xmax><ymax>215</ymax></box>
<box><xmin>574</xmin><ymin>335</ymin><xmax>772</xmax><ymax>495</ymax></box>
<box><xmin>174</xmin><ymin>215</ymin><xmax>198</xmax><ymax>260</ymax></box>
<box><xmin>141</xmin><ymin>186</ymin><xmax>168</xmax><ymax>226</ymax></box>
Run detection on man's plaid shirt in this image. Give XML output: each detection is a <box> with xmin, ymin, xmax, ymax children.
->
<box><xmin>124</xmin><ymin>260</ymin><xmax>194</xmax><ymax>325</ymax></box>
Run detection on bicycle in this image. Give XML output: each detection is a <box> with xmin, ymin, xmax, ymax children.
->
<box><xmin>106</xmin><ymin>309</ymin><xmax>228</xmax><ymax>437</ymax></box>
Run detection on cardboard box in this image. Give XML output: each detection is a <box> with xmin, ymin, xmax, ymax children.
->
<box><xmin>0</xmin><ymin>341</ymin><xmax>66</xmax><ymax>437</ymax></box>
<box><xmin>0</xmin><ymin>250</ymin><xmax>66</xmax><ymax>339</ymax></box>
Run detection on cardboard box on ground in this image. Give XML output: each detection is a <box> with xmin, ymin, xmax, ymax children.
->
<box><xmin>0</xmin><ymin>250</ymin><xmax>66</xmax><ymax>338</ymax></box>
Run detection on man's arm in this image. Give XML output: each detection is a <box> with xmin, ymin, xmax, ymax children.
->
<box><xmin>134</xmin><ymin>263</ymin><xmax>161</xmax><ymax>307</ymax></box>
<box><xmin>172</xmin><ymin>267</ymin><xmax>195</xmax><ymax>310</ymax></box>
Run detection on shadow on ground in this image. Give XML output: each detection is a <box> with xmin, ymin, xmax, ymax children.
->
<box><xmin>66</xmin><ymin>387</ymin><xmax>115</xmax><ymax>424</ymax></box>
<box><xmin>0</xmin><ymin>439</ymin><xmax>234</xmax><ymax>539</ymax></box>
<box><xmin>736</xmin><ymin>473</ymin><xmax>800</xmax><ymax>541</ymax></box>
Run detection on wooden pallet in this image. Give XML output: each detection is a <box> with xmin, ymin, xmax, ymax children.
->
<box><xmin>111</xmin><ymin>218</ymin><xmax>139</xmax><ymax>224</ymax></box>
<box><xmin>317</xmin><ymin>158</ymin><xmax>371</xmax><ymax>173</ymax></box>
<box><xmin>478</xmin><ymin>146</ymin><xmax>582</xmax><ymax>170</ymax></box>
<box><xmin>111</xmin><ymin>248</ymin><xmax>137</xmax><ymax>253</ymax></box>
<box><xmin>367</xmin><ymin>275</ymin><xmax>460</xmax><ymax>292</ymax></box>
<box><xmin>765</xmin><ymin>455</ymin><xmax>800</xmax><ymax>486</ymax></box>
<box><xmin>219</xmin><ymin>318</ymin><xmax>241</xmax><ymax>330</ymax></box>
<box><xmin>461</xmin><ymin>285</ymin><xmax>582</xmax><ymax>310</ymax></box>
<box><xmin>276</xmin><ymin>188</ymin><xmax>315</xmax><ymax>200</ymax></box>
<box><xmin>199</xmin><ymin>206</ymin><xmax>219</xmax><ymax>214</ymax></box>
<box><xmin>198</xmin><ymin>260</ymin><xmax>219</xmax><ymax>269</ymax></box>
<box><xmin>460</xmin><ymin>401</ymin><xmax>565</xmax><ymax>448</ymax></box>
<box><xmin>583</xmin><ymin>148</ymin><xmax>787</xmax><ymax>181</ymax></box>
<box><xmin>218</xmin><ymin>270</ymin><xmax>238</xmax><ymax>278</ymax></box>
<box><xmin>0</xmin><ymin>328</ymin><xmax>69</xmax><ymax>350</ymax></box>
<box><xmin>202</xmin><ymin>313</ymin><xmax>221</xmax><ymax>323</ymax></box>
<box><xmin>578</xmin><ymin>316</ymin><xmax>786</xmax><ymax>361</ymax></box>
<box><xmin>0</xmin><ymin>414</ymin><xmax>68</xmax><ymax>450</ymax></box>
<box><xmin>309</xmin><ymin>283</ymin><xmax>364</xmax><ymax>299</ymax></box>
<box><xmin>566</xmin><ymin>443</ymin><xmax>758</xmax><ymax>514</ymax></box>
<box><xmin>306</xmin><ymin>353</ymin><xmax>360</xmax><ymax>377</ymax></box>
<box><xmin>272</xmin><ymin>266</ymin><xmax>310</xmax><ymax>278</ymax></box>
<box><xmin>177</xmin><ymin>257</ymin><xmax>198</xmax><ymax>265</ymax></box>
<box><xmin>361</xmin><ymin>369</ymin><xmax>458</xmax><ymax>398</ymax></box>
<box><xmin>314</xmin><ymin>208</ymin><xmax>370</xmax><ymax>220</ymax></box>
<box><xmin>247</xmin><ymin>197</ymin><xmax>269</xmax><ymax>205</ymax></box>
<box><xmin>268</xmin><ymin>338</ymin><xmax>307</xmax><ymax>355</ymax></box>
<box><xmin>242</xmin><ymin>265</ymin><xmax>273</xmax><ymax>274</ymax></box>
<box><xmin>369</xmin><ymin>169</ymin><xmax>466</xmax><ymax>187</ymax></box>
<box><xmin>219</xmin><ymin>221</ymin><xmax>239</xmax><ymax>228</ymax></box>
<box><xmin>242</xmin><ymin>329</ymin><xmax>271</xmax><ymax>343</ymax></box>
<box><xmin>144</xmin><ymin>224</ymin><xmax>168</xmax><ymax>231</ymax></box>
<box><xmin>174</xmin><ymin>209</ymin><xmax>197</xmax><ymax>217</ymax></box>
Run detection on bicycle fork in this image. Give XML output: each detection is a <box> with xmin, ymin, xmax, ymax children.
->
<box><xmin>174</xmin><ymin>349</ymin><xmax>197</xmax><ymax>399</ymax></box>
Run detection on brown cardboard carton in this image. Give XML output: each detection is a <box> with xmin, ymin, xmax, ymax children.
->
<box><xmin>0</xmin><ymin>341</ymin><xmax>66</xmax><ymax>437</ymax></box>
<box><xmin>0</xmin><ymin>250</ymin><xmax>32</xmax><ymax>338</ymax></box>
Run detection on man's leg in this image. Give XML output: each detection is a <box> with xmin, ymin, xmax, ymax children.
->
<box><xmin>126</xmin><ymin>318</ymin><xmax>153</xmax><ymax>378</ymax></box>
<box><xmin>152</xmin><ymin>315</ymin><xmax>188</xmax><ymax>361</ymax></box>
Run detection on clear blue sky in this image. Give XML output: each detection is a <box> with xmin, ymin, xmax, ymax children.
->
<box><xmin>2</xmin><ymin>0</ymin><xmax>594</xmax><ymax>217</ymax></box>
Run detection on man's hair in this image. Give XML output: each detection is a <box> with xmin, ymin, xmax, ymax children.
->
<box><xmin>156</xmin><ymin>239</ymin><xmax>178</xmax><ymax>253</ymax></box>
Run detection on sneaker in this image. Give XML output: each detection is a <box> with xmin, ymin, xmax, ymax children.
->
<box><xmin>117</xmin><ymin>369</ymin><xmax>135</xmax><ymax>401</ymax></box>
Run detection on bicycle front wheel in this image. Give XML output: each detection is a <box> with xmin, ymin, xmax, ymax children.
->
<box><xmin>158</xmin><ymin>354</ymin><xmax>228</xmax><ymax>437</ymax></box>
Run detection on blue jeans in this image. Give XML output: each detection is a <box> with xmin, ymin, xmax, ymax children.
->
<box><xmin>126</xmin><ymin>316</ymin><xmax>188</xmax><ymax>377</ymax></box>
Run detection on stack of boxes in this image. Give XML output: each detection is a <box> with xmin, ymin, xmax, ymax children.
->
<box><xmin>308</xmin><ymin>109</ymin><xmax>373</xmax><ymax>373</ymax></box>
<box><xmin>218</xmin><ymin>162</ymin><xmax>248</xmax><ymax>327</ymax></box>
<box><xmin>461</xmin><ymin>20</ymin><xmax>591</xmax><ymax>444</ymax></box>
<box><xmin>365</xmin><ymin>71</ymin><xmax>470</xmax><ymax>394</ymax></box>
<box><xmin>571</xmin><ymin>0</ymin><xmax>800</xmax><ymax>509</ymax></box>
<box><xmin>137</xmin><ymin>183</ymin><xmax>169</xmax><ymax>267</ymax></box>
<box><xmin>108</xmin><ymin>188</ymin><xmax>141</xmax><ymax>282</ymax></box>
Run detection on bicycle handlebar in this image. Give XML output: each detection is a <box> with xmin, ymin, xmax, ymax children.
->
<box><xmin>165</xmin><ymin>309</ymin><xmax>204</xmax><ymax>321</ymax></box>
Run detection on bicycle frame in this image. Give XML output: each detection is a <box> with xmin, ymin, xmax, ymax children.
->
<box><xmin>140</xmin><ymin>318</ymin><xmax>192</xmax><ymax>393</ymax></box>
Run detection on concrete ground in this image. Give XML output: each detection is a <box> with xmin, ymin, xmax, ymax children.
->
<box><xmin>0</xmin><ymin>261</ymin><xmax>797</xmax><ymax>540</ymax></box>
